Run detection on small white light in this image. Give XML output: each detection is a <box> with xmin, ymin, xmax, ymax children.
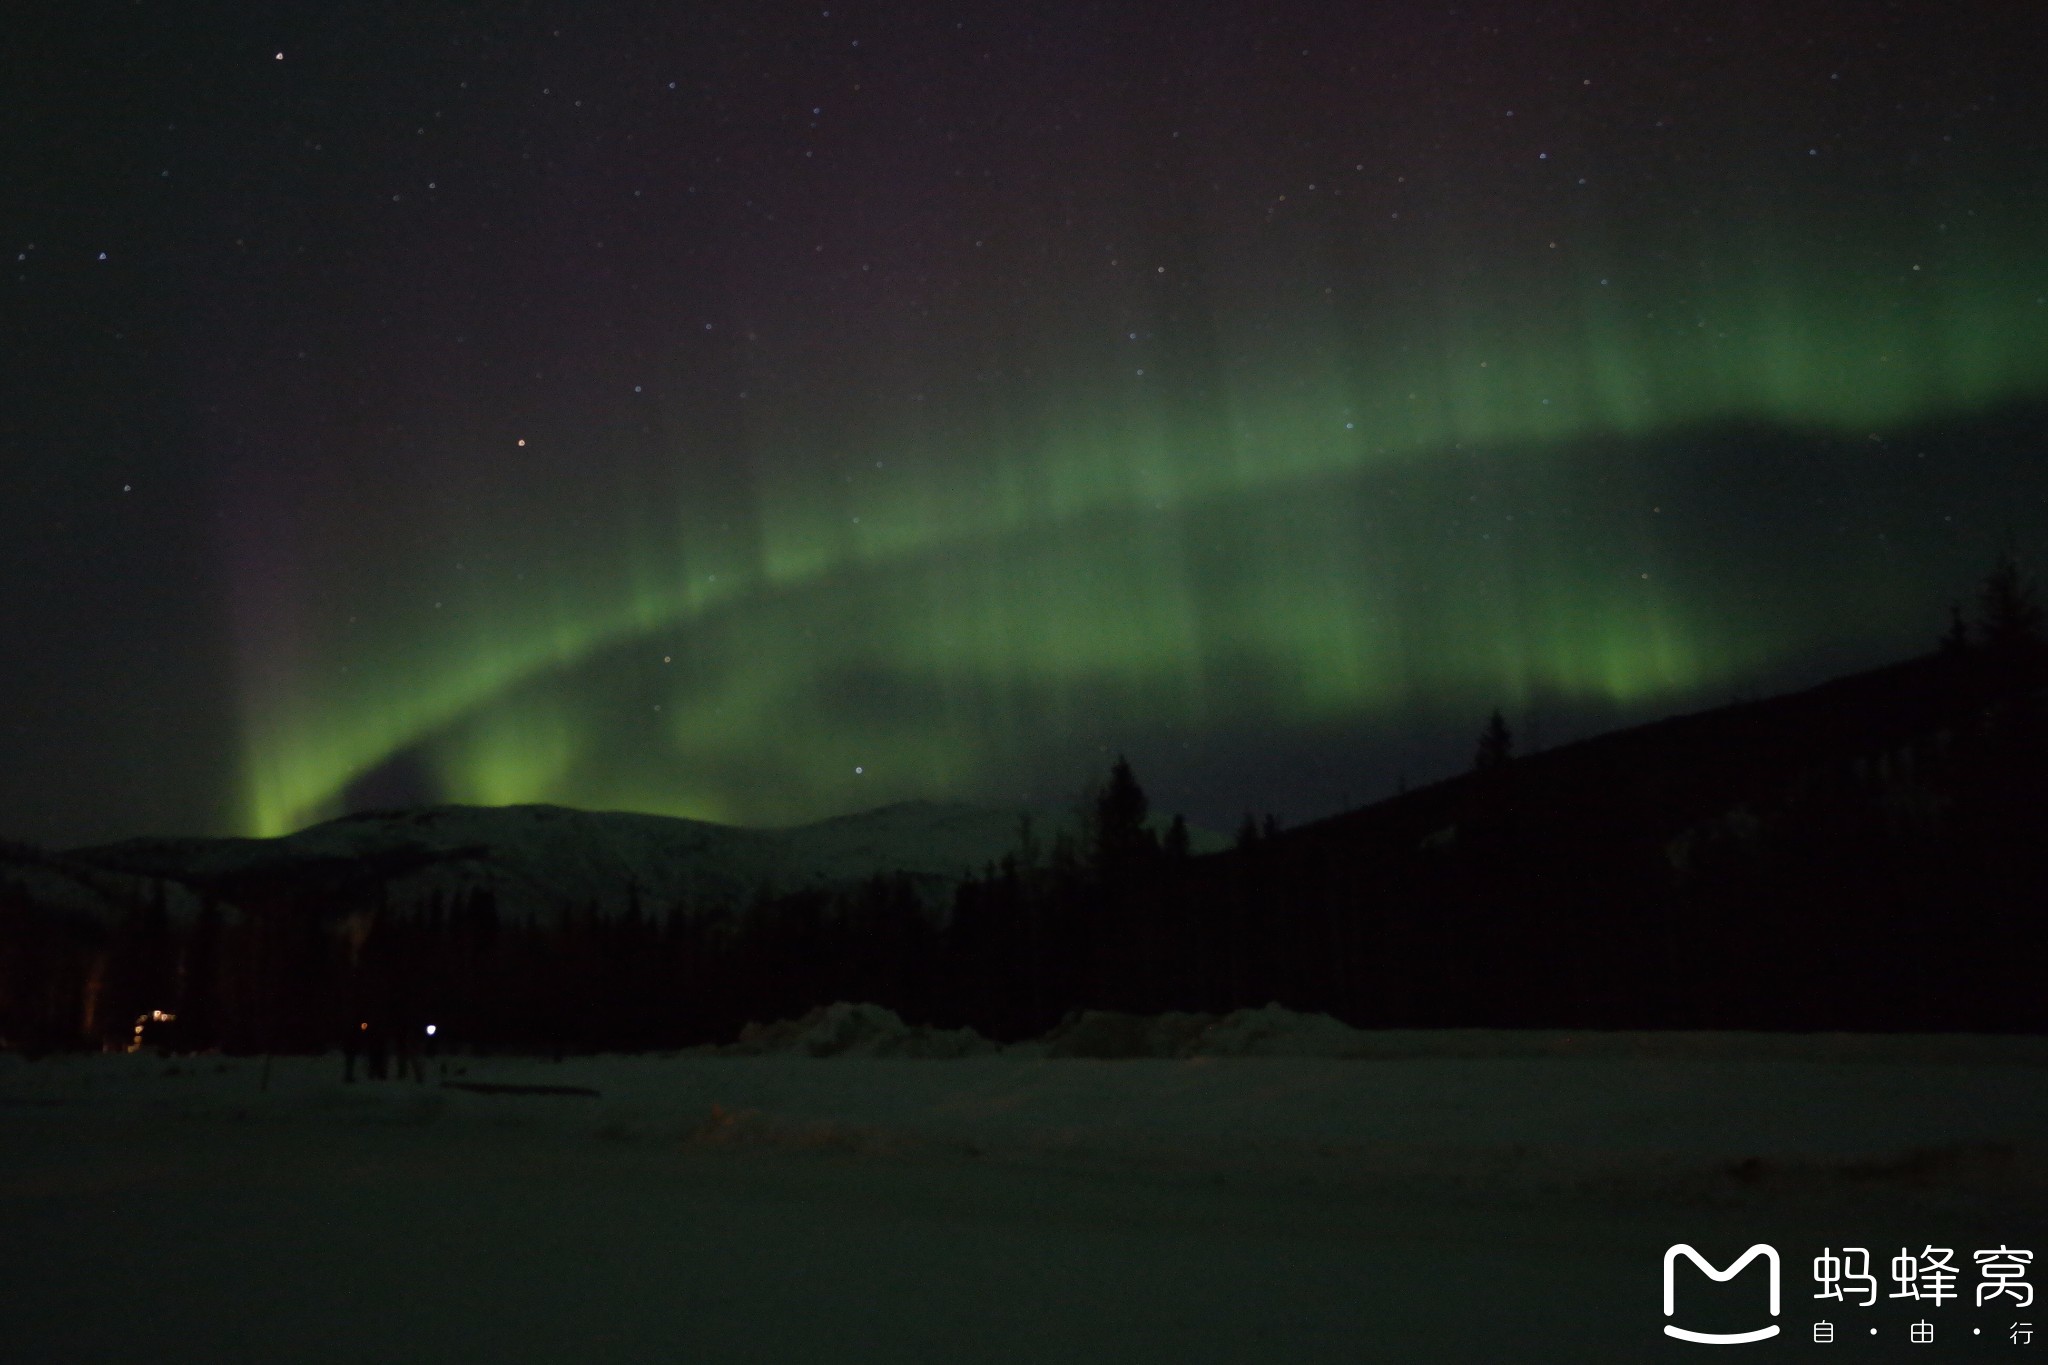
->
<box><xmin>425</xmin><ymin>1024</ymin><xmax>437</xmax><ymax>1036</ymax></box>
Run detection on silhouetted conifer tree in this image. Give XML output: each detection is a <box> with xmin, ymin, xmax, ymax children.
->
<box><xmin>1474</xmin><ymin>709</ymin><xmax>1514</xmax><ymax>772</ymax></box>
<box><xmin>1013</xmin><ymin>813</ymin><xmax>1041</xmax><ymax>873</ymax></box>
<box><xmin>1979</xmin><ymin>554</ymin><xmax>2043</xmax><ymax>650</ymax></box>
<box><xmin>1941</xmin><ymin>602</ymin><xmax>1972</xmax><ymax>656</ymax></box>
<box><xmin>1088</xmin><ymin>755</ymin><xmax>1157</xmax><ymax>878</ymax></box>
<box><xmin>1234</xmin><ymin>813</ymin><xmax>1261</xmax><ymax>852</ymax></box>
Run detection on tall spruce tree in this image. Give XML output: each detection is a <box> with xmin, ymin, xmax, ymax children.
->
<box><xmin>1474</xmin><ymin>708</ymin><xmax>1514</xmax><ymax>772</ymax></box>
<box><xmin>1978</xmin><ymin>553</ymin><xmax>2044</xmax><ymax>658</ymax></box>
<box><xmin>1089</xmin><ymin>755</ymin><xmax>1157</xmax><ymax>877</ymax></box>
<box><xmin>1941</xmin><ymin>601</ymin><xmax>1972</xmax><ymax>656</ymax></box>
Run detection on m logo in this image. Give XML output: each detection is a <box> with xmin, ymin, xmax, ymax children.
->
<box><xmin>1663</xmin><ymin>1244</ymin><xmax>1781</xmax><ymax>1344</ymax></box>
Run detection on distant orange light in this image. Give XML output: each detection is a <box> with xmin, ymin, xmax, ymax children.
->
<box><xmin>359</xmin><ymin>1021</ymin><xmax>369</xmax><ymax>1030</ymax></box>
<box><xmin>128</xmin><ymin>1008</ymin><xmax>175</xmax><ymax>1053</ymax></box>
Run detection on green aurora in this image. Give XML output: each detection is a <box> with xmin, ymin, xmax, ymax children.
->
<box><xmin>234</xmin><ymin>217</ymin><xmax>2048</xmax><ymax>837</ymax></box>
<box><xmin>13</xmin><ymin>0</ymin><xmax>2048</xmax><ymax>853</ymax></box>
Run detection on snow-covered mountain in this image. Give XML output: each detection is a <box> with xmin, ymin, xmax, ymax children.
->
<box><xmin>0</xmin><ymin>839</ymin><xmax>202</xmax><ymax>925</ymax></box>
<box><xmin>65</xmin><ymin>800</ymin><xmax>1215</xmax><ymax>924</ymax></box>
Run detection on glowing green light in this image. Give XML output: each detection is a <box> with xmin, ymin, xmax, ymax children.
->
<box><xmin>235</xmin><ymin>216</ymin><xmax>2048</xmax><ymax>835</ymax></box>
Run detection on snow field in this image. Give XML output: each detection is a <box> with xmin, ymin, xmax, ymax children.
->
<box><xmin>4</xmin><ymin>1020</ymin><xmax>2046</xmax><ymax>1363</ymax></box>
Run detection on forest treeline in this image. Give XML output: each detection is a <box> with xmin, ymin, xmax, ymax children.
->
<box><xmin>3</xmin><ymin>562</ymin><xmax>2046</xmax><ymax>1054</ymax></box>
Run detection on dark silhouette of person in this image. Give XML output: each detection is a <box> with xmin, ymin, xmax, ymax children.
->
<box><xmin>393</xmin><ymin>1017</ymin><xmax>425</xmax><ymax>1084</ymax></box>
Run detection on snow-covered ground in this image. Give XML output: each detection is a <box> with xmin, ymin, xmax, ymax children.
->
<box><xmin>4</xmin><ymin>1017</ymin><xmax>2045</xmax><ymax>1362</ymax></box>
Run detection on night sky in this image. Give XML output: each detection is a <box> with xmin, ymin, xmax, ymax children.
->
<box><xmin>5</xmin><ymin>1</ymin><xmax>2046</xmax><ymax>847</ymax></box>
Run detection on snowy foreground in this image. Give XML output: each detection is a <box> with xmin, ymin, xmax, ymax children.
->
<box><xmin>4</xmin><ymin>1010</ymin><xmax>2047</xmax><ymax>1364</ymax></box>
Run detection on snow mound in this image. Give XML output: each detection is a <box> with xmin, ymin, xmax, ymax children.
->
<box><xmin>1036</xmin><ymin>1004</ymin><xmax>1370</xmax><ymax>1058</ymax></box>
<box><xmin>1039</xmin><ymin>1009</ymin><xmax>1219</xmax><ymax>1058</ymax></box>
<box><xmin>728</xmin><ymin>1002</ymin><xmax>998</xmax><ymax>1058</ymax></box>
<box><xmin>1192</xmin><ymin>1004</ymin><xmax>1372</xmax><ymax>1057</ymax></box>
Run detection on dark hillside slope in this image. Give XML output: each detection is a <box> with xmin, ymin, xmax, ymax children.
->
<box><xmin>1223</xmin><ymin>646</ymin><xmax>2043</xmax><ymax>1031</ymax></box>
